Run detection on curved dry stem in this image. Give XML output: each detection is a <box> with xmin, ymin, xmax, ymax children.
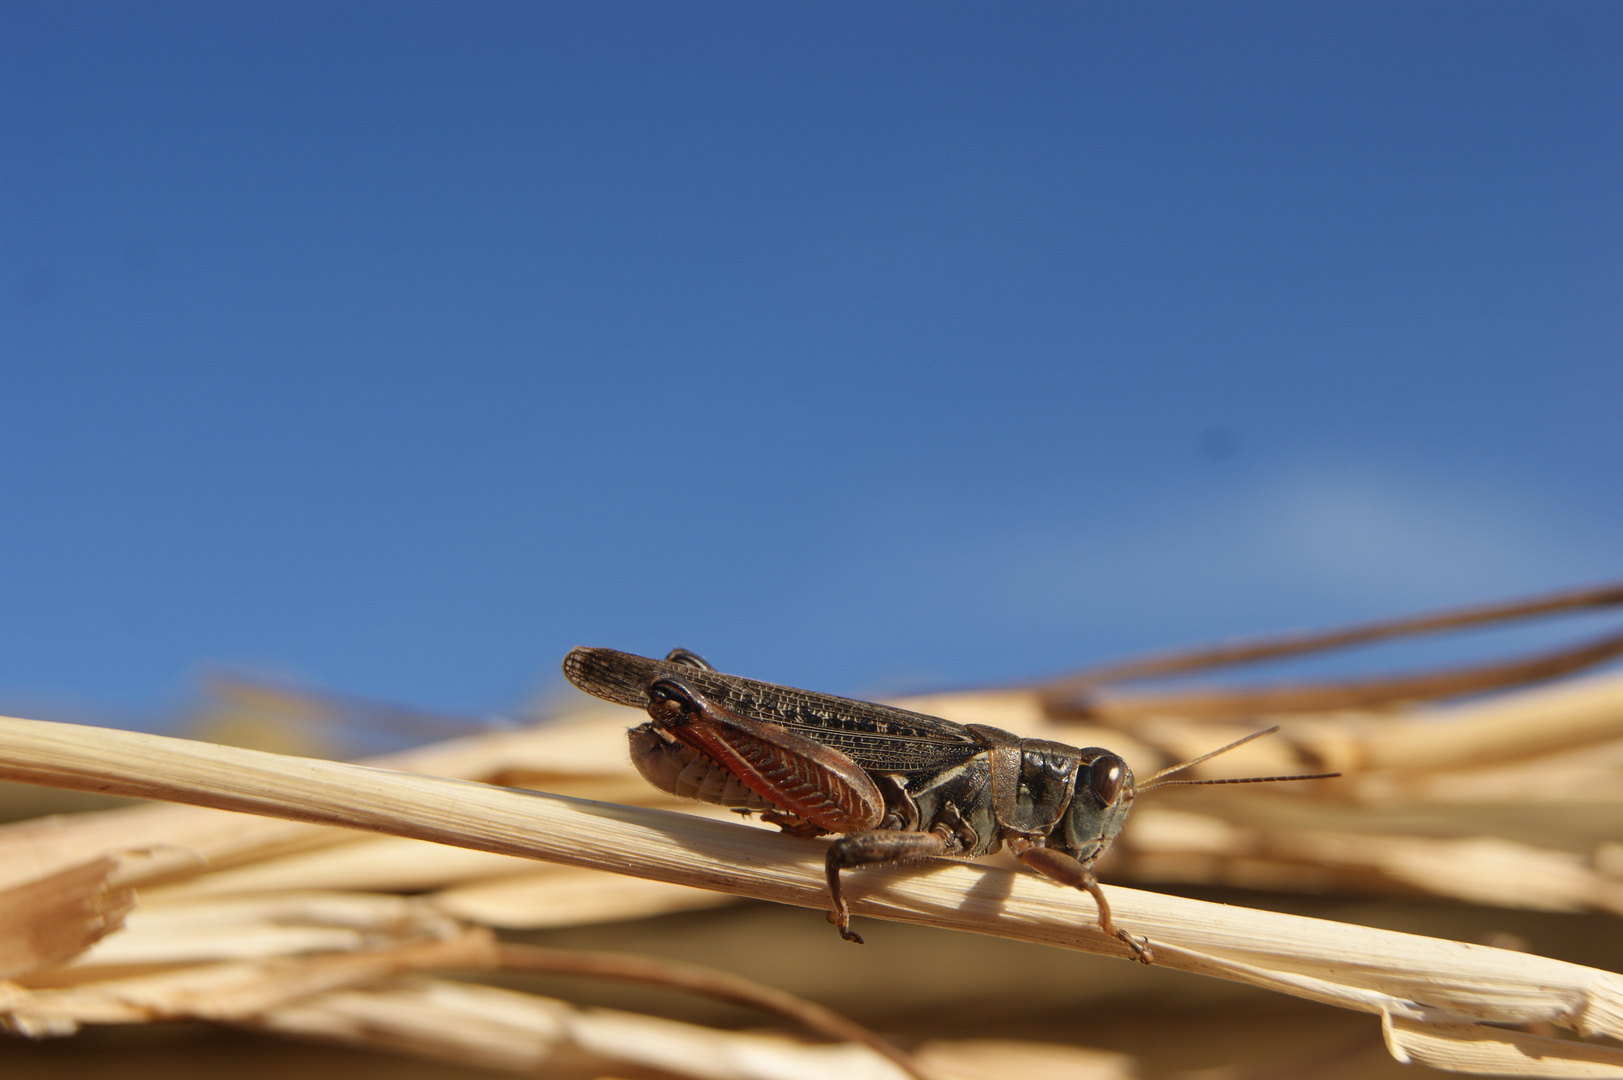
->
<box><xmin>1053</xmin><ymin>627</ymin><xmax>1623</xmax><ymax>721</ymax></box>
<box><xmin>1049</xmin><ymin>580</ymin><xmax>1623</xmax><ymax>689</ymax></box>
<box><xmin>1041</xmin><ymin>580</ymin><xmax>1623</xmax><ymax>719</ymax></box>
<box><xmin>496</xmin><ymin>944</ymin><xmax>933</xmax><ymax>1080</ymax></box>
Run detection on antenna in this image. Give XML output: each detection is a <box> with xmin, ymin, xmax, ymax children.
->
<box><xmin>1136</xmin><ymin>725</ymin><xmax>1339</xmax><ymax>793</ymax></box>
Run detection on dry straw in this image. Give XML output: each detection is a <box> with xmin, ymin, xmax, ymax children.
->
<box><xmin>3</xmin><ymin>584</ymin><xmax>1623</xmax><ymax>1077</ymax></box>
<box><xmin>0</xmin><ymin>704</ymin><xmax>1619</xmax><ymax>1077</ymax></box>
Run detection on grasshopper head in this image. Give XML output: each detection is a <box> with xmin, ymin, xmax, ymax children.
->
<box><xmin>1062</xmin><ymin>728</ymin><xmax>1340</xmax><ymax>862</ymax></box>
<box><xmin>1056</xmin><ymin>751</ymin><xmax>1134</xmax><ymax>865</ymax></box>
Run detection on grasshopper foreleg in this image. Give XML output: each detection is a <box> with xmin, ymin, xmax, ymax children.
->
<box><xmin>824</xmin><ymin>826</ymin><xmax>954</xmax><ymax>944</ymax></box>
<box><xmin>1013</xmin><ymin>842</ymin><xmax>1153</xmax><ymax>964</ymax></box>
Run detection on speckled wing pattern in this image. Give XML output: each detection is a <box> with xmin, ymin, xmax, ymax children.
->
<box><xmin>563</xmin><ymin>647</ymin><xmax>982</xmax><ymax>775</ymax></box>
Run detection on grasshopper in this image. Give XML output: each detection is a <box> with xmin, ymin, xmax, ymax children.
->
<box><xmin>563</xmin><ymin>646</ymin><xmax>1336</xmax><ymax>962</ymax></box>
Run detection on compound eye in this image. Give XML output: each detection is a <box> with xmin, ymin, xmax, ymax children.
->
<box><xmin>1089</xmin><ymin>755</ymin><xmax>1127</xmax><ymax>807</ymax></box>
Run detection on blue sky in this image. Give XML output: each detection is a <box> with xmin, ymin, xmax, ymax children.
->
<box><xmin>2</xmin><ymin>2</ymin><xmax>1619</xmax><ymax>726</ymax></box>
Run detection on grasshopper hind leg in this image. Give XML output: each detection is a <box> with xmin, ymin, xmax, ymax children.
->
<box><xmin>824</xmin><ymin>827</ymin><xmax>953</xmax><ymax>944</ymax></box>
<box><xmin>663</xmin><ymin>648</ymin><xmax>716</xmax><ymax>671</ymax></box>
<box><xmin>1013</xmin><ymin>843</ymin><xmax>1153</xmax><ymax>964</ymax></box>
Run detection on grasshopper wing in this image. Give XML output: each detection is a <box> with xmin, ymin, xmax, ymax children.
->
<box><xmin>565</xmin><ymin>647</ymin><xmax>980</xmax><ymax>776</ymax></box>
<box><xmin>646</xmin><ymin>677</ymin><xmax>886</xmax><ymax>834</ymax></box>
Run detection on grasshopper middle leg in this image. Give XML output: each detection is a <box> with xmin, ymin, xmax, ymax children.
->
<box><xmin>824</xmin><ymin>826</ymin><xmax>955</xmax><ymax>944</ymax></box>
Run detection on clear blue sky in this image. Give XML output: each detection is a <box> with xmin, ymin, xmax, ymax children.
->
<box><xmin>2</xmin><ymin>2</ymin><xmax>1619</xmax><ymax>725</ymax></box>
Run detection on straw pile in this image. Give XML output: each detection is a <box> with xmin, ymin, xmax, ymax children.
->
<box><xmin>0</xmin><ymin>585</ymin><xmax>1620</xmax><ymax>1079</ymax></box>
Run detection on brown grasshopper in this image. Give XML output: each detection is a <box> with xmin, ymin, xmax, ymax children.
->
<box><xmin>564</xmin><ymin>646</ymin><xmax>1336</xmax><ymax>962</ymax></box>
